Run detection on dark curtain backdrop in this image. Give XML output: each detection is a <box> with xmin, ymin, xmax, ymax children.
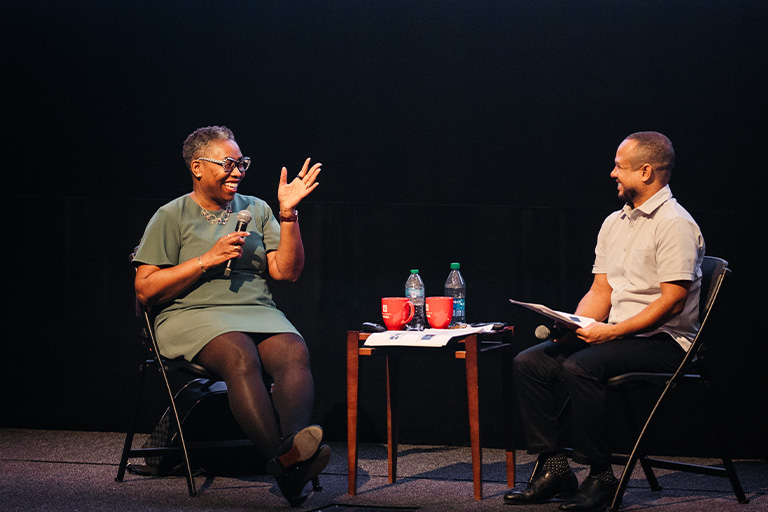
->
<box><xmin>4</xmin><ymin>1</ymin><xmax>767</xmax><ymax>457</ymax></box>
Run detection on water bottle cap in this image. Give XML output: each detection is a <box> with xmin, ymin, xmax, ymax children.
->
<box><xmin>450</xmin><ymin>262</ymin><xmax>460</xmax><ymax>269</ymax></box>
<box><xmin>410</xmin><ymin>269</ymin><xmax>419</xmax><ymax>273</ymax></box>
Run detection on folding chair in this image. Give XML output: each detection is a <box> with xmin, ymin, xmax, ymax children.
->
<box><xmin>115</xmin><ymin>255</ymin><xmax>227</xmax><ymax>496</ymax></box>
<box><xmin>604</xmin><ymin>256</ymin><xmax>748</xmax><ymax>509</ymax></box>
<box><xmin>116</xmin><ymin>251</ymin><xmax>321</xmax><ymax>496</ymax></box>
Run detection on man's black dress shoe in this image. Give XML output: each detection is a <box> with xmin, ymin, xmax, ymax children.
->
<box><xmin>504</xmin><ymin>469</ymin><xmax>578</xmax><ymax>505</ymax></box>
<box><xmin>559</xmin><ymin>474</ymin><xmax>619</xmax><ymax>511</ymax></box>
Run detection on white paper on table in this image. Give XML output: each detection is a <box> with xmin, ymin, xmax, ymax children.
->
<box><xmin>363</xmin><ymin>324</ymin><xmax>496</xmax><ymax>347</ymax></box>
<box><xmin>509</xmin><ymin>299</ymin><xmax>596</xmax><ymax>329</ymax></box>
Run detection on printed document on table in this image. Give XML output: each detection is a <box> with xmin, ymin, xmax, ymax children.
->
<box><xmin>364</xmin><ymin>325</ymin><xmax>496</xmax><ymax>347</ymax></box>
<box><xmin>509</xmin><ymin>299</ymin><xmax>596</xmax><ymax>329</ymax></box>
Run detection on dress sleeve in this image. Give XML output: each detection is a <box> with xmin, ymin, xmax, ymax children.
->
<box><xmin>133</xmin><ymin>206</ymin><xmax>181</xmax><ymax>267</ymax></box>
<box><xmin>259</xmin><ymin>201</ymin><xmax>281</xmax><ymax>253</ymax></box>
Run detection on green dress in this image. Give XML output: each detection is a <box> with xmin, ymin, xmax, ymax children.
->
<box><xmin>133</xmin><ymin>193</ymin><xmax>300</xmax><ymax>361</ymax></box>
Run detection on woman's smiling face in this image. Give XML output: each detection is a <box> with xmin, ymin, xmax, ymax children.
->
<box><xmin>192</xmin><ymin>139</ymin><xmax>246</xmax><ymax>209</ymax></box>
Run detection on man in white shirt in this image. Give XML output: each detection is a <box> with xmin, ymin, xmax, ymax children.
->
<box><xmin>504</xmin><ymin>132</ymin><xmax>705</xmax><ymax>511</ymax></box>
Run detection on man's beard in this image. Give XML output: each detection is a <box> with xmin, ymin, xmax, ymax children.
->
<box><xmin>619</xmin><ymin>184</ymin><xmax>638</xmax><ymax>207</ymax></box>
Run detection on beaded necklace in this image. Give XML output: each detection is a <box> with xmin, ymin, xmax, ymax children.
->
<box><xmin>190</xmin><ymin>194</ymin><xmax>232</xmax><ymax>225</ymax></box>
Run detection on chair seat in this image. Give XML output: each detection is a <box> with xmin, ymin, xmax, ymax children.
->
<box><xmin>607</xmin><ymin>371</ymin><xmax>702</xmax><ymax>390</ymax></box>
<box><xmin>157</xmin><ymin>356</ymin><xmax>217</xmax><ymax>379</ymax></box>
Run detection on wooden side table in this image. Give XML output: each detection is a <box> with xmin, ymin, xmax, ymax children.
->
<box><xmin>346</xmin><ymin>328</ymin><xmax>516</xmax><ymax>500</ymax></box>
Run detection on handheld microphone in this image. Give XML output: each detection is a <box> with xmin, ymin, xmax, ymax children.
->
<box><xmin>535</xmin><ymin>324</ymin><xmax>569</xmax><ymax>341</ymax></box>
<box><xmin>224</xmin><ymin>210</ymin><xmax>252</xmax><ymax>277</ymax></box>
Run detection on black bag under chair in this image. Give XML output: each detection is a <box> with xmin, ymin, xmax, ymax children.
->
<box><xmin>130</xmin><ymin>378</ymin><xmax>266</xmax><ymax>477</ymax></box>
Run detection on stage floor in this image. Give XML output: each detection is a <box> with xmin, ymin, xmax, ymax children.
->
<box><xmin>0</xmin><ymin>428</ymin><xmax>765</xmax><ymax>511</ymax></box>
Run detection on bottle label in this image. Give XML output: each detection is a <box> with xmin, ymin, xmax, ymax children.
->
<box><xmin>453</xmin><ymin>298</ymin><xmax>465</xmax><ymax>316</ymax></box>
<box><xmin>406</xmin><ymin>288</ymin><xmax>425</xmax><ymax>302</ymax></box>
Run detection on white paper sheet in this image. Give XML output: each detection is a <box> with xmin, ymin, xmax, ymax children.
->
<box><xmin>363</xmin><ymin>324</ymin><xmax>496</xmax><ymax>347</ymax></box>
<box><xmin>509</xmin><ymin>299</ymin><xmax>595</xmax><ymax>329</ymax></box>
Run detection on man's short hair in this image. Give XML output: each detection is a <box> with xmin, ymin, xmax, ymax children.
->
<box><xmin>625</xmin><ymin>131</ymin><xmax>675</xmax><ymax>176</ymax></box>
<box><xmin>182</xmin><ymin>125</ymin><xmax>236</xmax><ymax>169</ymax></box>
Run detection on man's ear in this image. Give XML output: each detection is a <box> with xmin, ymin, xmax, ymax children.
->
<box><xmin>640</xmin><ymin>163</ymin><xmax>655</xmax><ymax>184</ymax></box>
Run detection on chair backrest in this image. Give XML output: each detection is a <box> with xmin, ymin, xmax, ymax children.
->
<box><xmin>698</xmin><ymin>256</ymin><xmax>729</xmax><ymax>325</ymax></box>
<box><xmin>683</xmin><ymin>256</ymin><xmax>729</xmax><ymax>370</ymax></box>
<box><xmin>130</xmin><ymin>248</ymin><xmax>215</xmax><ymax>379</ymax></box>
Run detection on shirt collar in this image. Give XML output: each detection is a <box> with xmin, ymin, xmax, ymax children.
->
<box><xmin>622</xmin><ymin>185</ymin><xmax>673</xmax><ymax>218</ymax></box>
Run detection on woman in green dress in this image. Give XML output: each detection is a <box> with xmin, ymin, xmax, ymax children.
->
<box><xmin>133</xmin><ymin>125</ymin><xmax>328</xmax><ymax>506</ymax></box>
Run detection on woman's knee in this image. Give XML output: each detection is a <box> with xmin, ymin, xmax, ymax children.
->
<box><xmin>259</xmin><ymin>333</ymin><xmax>311</xmax><ymax>373</ymax></box>
<box><xmin>197</xmin><ymin>332</ymin><xmax>263</xmax><ymax>378</ymax></box>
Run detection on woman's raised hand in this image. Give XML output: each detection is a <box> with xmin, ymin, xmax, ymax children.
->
<box><xmin>277</xmin><ymin>157</ymin><xmax>321</xmax><ymax>212</ymax></box>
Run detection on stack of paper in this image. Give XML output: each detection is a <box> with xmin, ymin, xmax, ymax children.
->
<box><xmin>508</xmin><ymin>299</ymin><xmax>595</xmax><ymax>329</ymax></box>
<box><xmin>363</xmin><ymin>324</ymin><xmax>496</xmax><ymax>347</ymax></box>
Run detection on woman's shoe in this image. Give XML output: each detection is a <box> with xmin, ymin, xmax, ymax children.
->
<box><xmin>274</xmin><ymin>444</ymin><xmax>332</xmax><ymax>507</ymax></box>
<box><xmin>265</xmin><ymin>425</ymin><xmax>323</xmax><ymax>477</ymax></box>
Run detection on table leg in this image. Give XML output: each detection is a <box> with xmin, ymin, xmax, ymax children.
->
<box><xmin>506</xmin><ymin>451</ymin><xmax>516</xmax><ymax>488</ymax></box>
<box><xmin>347</xmin><ymin>331</ymin><xmax>360</xmax><ymax>495</ymax></box>
<box><xmin>503</xmin><ymin>345</ymin><xmax>516</xmax><ymax>488</ymax></box>
<box><xmin>386</xmin><ymin>355</ymin><xmax>399</xmax><ymax>483</ymax></box>
<box><xmin>465</xmin><ymin>334</ymin><xmax>483</xmax><ymax>500</ymax></box>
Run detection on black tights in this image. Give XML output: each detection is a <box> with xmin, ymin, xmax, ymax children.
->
<box><xmin>193</xmin><ymin>332</ymin><xmax>315</xmax><ymax>460</ymax></box>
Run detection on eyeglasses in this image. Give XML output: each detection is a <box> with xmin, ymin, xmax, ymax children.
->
<box><xmin>196</xmin><ymin>156</ymin><xmax>251</xmax><ymax>173</ymax></box>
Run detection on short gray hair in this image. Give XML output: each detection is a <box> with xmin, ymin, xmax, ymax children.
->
<box><xmin>182</xmin><ymin>125</ymin><xmax>236</xmax><ymax>169</ymax></box>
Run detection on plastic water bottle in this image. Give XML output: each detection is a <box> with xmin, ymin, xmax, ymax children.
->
<box><xmin>445</xmin><ymin>262</ymin><xmax>466</xmax><ymax>326</ymax></box>
<box><xmin>405</xmin><ymin>269</ymin><xmax>426</xmax><ymax>330</ymax></box>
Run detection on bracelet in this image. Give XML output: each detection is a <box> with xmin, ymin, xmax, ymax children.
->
<box><xmin>198</xmin><ymin>256</ymin><xmax>207</xmax><ymax>272</ymax></box>
<box><xmin>279</xmin><ymin>209</ymin><xmax>298</xmax><ymax>223</ymax></box>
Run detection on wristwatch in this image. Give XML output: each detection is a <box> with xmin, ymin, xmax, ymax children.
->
<box><xmin>279</xmin><ymin>209</ymin><xmax>298</xmax><ymax>223</ymax></box>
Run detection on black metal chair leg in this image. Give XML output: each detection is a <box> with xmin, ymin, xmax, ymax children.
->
<box><xmin>609</xmin><ymin>380</ymin><xmax>671</xmax><ymax>511</ymax></box>
<box><xmin>116</xmin><ymin>363</ymin><xmax>148</xmax><ymax>483</ymax></box>
<box><xmin>620</xmin><ymin>394</ymin><xmax>661</xmax><ymax>491</ymax></box>
<box><xmin>703</xmin><ymin>386</ymin><xmax>749</xmax><ymax>504</ymax></box>
<box><xmin>158</xmin><ymin>364</ymin><xmax>198</xmax><ymax>497</ymax></box>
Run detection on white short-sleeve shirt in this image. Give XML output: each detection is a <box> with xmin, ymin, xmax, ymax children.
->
<box><xmin>593</xmin><ymin>185</ymin><xmax>705</xmax><ymax>351</ymax></box>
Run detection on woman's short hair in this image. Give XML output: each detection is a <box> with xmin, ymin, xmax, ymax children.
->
<box><xmin>182</xmin><ymin>125</ymin><xmax>235</xmax><ymax>169</ymax></box>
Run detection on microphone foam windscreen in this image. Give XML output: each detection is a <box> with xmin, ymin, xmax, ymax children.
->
<box><xmin>534</xmin><ymin>325</ymin><xmax>551</xmax><ymax>340</ymax></box>
<box><xmin>236</xmin><ymin>210</ymin><xmax>252</xmax><ymax>223</ymax></box>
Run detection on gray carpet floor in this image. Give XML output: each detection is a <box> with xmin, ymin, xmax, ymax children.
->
<box><xmin>0</xmin><ymin>428</ymin><xmax>765</xmax><ymax>511</ymax></box>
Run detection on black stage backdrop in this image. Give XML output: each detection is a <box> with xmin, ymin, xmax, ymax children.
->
<box><xmin>4</xmin><ymin>1</ymin><xmax>767</xmax><ymax>457</ymax></box>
